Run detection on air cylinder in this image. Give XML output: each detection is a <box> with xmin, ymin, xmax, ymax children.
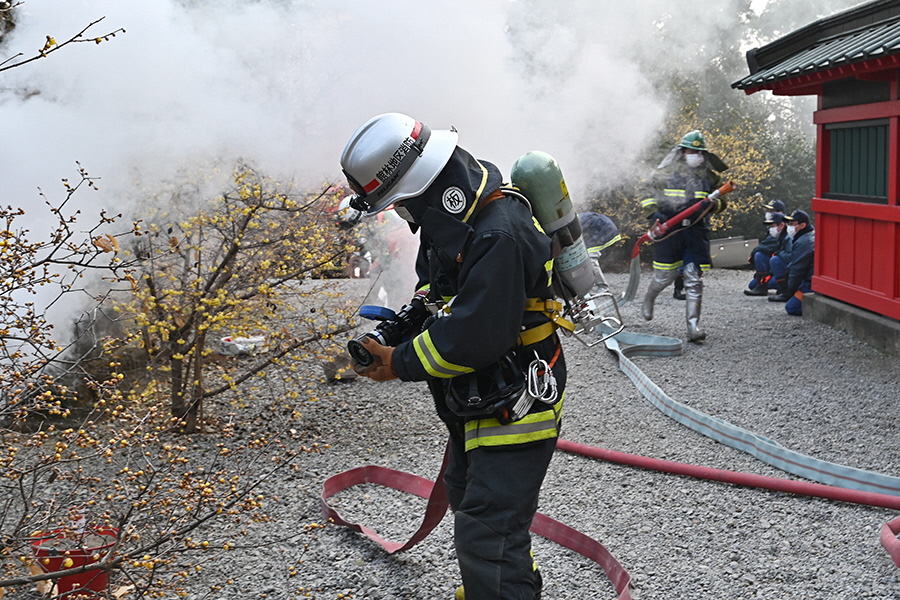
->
<box><xmin>511</xmin><ymin>151</ymin><xmax>594</xmax><ymax>299</ymax></box>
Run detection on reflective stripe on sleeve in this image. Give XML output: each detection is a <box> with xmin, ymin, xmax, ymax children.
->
<box><xmin>463</xmin><ymin>394</ymin><xmax>565</xmax><ymax>451</ymax></box>
<box><xmin>586</xmin><ymin>233</ymin><xmax>622</xmax><ymax>254</ymax></box>
<box><xmin>412</xmin><ymin>329</ymin><xmax>474</xmax><ymax>379</ymax></box>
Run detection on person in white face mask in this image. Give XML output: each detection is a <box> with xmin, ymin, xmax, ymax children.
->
<box><xmin>639</xmin><ymin>130</ymin><xmax>729</xmax><ymax>342</ymax></box>
<box><xmin>744</xmin><ymin>208</ymin><xmax>790</xmax><ymax>296</ymax></box>
<box><xmin>769</xmin><ymin>209</ymin><xmax>815</xmax><ymax>315</ymax></box>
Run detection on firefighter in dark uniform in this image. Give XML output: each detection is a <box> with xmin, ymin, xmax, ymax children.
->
<box><xmin>340</xmin><ymin>113</ymin><xmax>565</xmax><ymax>600</ymax></box>
<box><xmin>640</xmin><ymin>130</ymin><xmax>728</xmax><ymax>342</ymax></box>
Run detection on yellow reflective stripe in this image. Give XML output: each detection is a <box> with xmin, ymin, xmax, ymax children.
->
<box><xmin>412</xmin><ymin>329</ymin><xmax>474</xmax><ymax>379</ymax></box>
<box><xmin>700</xmin><ymin>263</ymin><xmax>712</xmax><ymax>272</ymax></box>
<box><xmin>664</xmin><ymin>189</ymin><xmax>708</xmax><ymax>200</ymax></box>
<box><xmin>653</xmin><ymin>260</ymin><xmax>683</xmax><ymax>270</ymax></box>
<box><xmin>464</xmin><ymin>394</ymin><xmax>564</xmax><ymax>451</ymax></box>
<box><xmin>461</xmin><ymin>162</ymin><xmax>490</xmax><ymax>224</ymax></box>
<box><xmin>640</xmin><ymin>198</ymin><xmax>657</xmax><ymax>207</ymax></box>
<box><xmin>532</xmin><ymin>216</ymin><xmax>546</xmax><ymax>235</ymax></box>
<box><xmin>586</xmin><ymin>234</ymin><xmax>622</xmax><ymax>254</ymax></box>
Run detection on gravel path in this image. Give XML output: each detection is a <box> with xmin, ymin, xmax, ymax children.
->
<box><xmin>190</xmin><ymin>268</ymin><xmax>900</xmax><ymax>600</ymax></box>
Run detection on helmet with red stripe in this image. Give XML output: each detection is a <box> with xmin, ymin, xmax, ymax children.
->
<box><xmin>340</xmin><ymin>113</ymin><xmax>458</xmax><ymax>216</ymax></box>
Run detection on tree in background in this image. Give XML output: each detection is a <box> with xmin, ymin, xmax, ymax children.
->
<box><xmin>120</xmin><ymin>163</ymin><xmax>357</xmax><ymax>433</ymax></box>
<box><xmin>0</xmin><ymin>162</ymin><xmax>360</xmax><ymax>599</ymax></box>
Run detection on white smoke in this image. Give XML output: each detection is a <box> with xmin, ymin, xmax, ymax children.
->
<box><xmin>0</xmin><ymin>0</ymin><xmax>863</xmax><ymax>304</ymax></box>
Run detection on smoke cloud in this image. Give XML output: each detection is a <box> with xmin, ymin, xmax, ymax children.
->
<box><xmin>0</xmin><ymin>0</ymin><xmax>862</xmax><ymax>303</ymax></box>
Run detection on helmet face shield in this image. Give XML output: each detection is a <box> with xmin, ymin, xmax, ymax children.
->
<box><xmin>340</xmin><ymin>113</ymin><xmax>458</xmax><ymax>216</ymax></box>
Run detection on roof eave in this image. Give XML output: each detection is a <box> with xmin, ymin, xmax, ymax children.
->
<box><xmin>737</xmin><ymin>53</ymin><xmax>900</xmax><ymax>95</ymax></box>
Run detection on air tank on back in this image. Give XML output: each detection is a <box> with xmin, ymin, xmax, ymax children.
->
<box><xmin>511</xmin><ymin>150</ymin><xmax>594</xmax><ymax>299</ymax></box>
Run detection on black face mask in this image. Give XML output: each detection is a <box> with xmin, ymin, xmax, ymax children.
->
<box><xmin>401</xmin><ymin>146</ymin><xmax>504</xmax><ymax>262</ymax></box>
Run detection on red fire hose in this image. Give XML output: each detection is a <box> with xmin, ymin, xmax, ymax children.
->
<box><xmin>322</xmin><ymin>436</ymin><xmax>900</xmax><ymax>599</ymax></box>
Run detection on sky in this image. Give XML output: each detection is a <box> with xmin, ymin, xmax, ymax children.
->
<box><xmin>0</xmin><ymin>0</ymin><xmax>864</xmax><ymax>314</ymax></box>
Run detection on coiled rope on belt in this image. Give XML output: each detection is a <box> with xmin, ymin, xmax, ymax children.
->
<box><xmin>321</xmin><ymin>256</ymin><xmax>900</xmax><ymax>598</ymax></box>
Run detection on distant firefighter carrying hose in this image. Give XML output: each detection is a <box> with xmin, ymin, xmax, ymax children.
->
<box><xmin>637</xmin><ymin>130</ymin><xmax>733</xmax><ymax>342</ymax></box>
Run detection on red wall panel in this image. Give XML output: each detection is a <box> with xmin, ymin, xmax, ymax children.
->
<box><xmin>811</xmin><ymin>198</ymin><xmax>900</xmax><ymax>321</ymax></box>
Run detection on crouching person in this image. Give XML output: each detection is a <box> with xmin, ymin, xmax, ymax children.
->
<box><xmin>770</xmin><ymin>209</ymin><xmax>814</xmax><ymax>315</ymax></box>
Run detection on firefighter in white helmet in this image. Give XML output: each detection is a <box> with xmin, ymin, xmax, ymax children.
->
<box><xmin>640</xmin><ymin>130</ymin><xmax>729</xmax><ymax>342</ymax></box>
<box><xmin>341</xmin><ymin>113</ymin><xmax>565</xmax><ymax>600</ymax></box>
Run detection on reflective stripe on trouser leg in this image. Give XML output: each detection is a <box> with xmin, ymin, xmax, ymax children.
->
<box><xmin>684</xmin><ymin>262</ymin><xmax>705</xmax><ymax>341</ymax></box>
<box><xmin>448</xmin><ymin>435</ymin><xmax>555</xmax><ymax>600</ymax></box>
<box><xmin>642</xmin><ymin>266</ymin><xmax>678</xmax><ymax>321</ymax></box>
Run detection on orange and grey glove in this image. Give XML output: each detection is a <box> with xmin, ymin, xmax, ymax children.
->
<box><xmin>351</xmin><ymin>337</ymin><xmax>398</xmax><ymax>382</ymax></box>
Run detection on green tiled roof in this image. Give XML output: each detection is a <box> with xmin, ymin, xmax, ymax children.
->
<box><xmin>733</xmin><ymin>0</ymin><xmax>900</xmax><ymax>92</ymax></box>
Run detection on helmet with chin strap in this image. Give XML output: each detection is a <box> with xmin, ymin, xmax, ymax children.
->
<box><xmin>340</xmin><ymin>113</ymin><xmax>458</xmax><ymax>216</ymax></box>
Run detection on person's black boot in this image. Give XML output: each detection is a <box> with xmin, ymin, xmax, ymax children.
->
<box><xmin>744</xmin><ymin>283</ymin><xmax>769</xmax><ymax>296</ymax></box>
<box><xmin>673</xmin><ymin>273</ymin><xmax>686</xmax><ymax>300</ymax></box>
<box><xmin>769</xmin><ymin>278</ymin><xmax>790</xmax><ymax>302</ymax></box>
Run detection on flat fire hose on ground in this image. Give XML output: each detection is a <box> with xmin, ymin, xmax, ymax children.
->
<box><xmin>321</xmin><ymin>443</ymin><xmax>634</xmax><ymax>600</ymax></box>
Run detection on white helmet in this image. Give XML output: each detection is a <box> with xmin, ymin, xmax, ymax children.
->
<box><xmin>340</xmin><ymin>113</ymin><xmax>458</xmax><ymax>216</ymax></box>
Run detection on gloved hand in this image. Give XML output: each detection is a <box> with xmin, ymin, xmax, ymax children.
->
<box><xmin>641</xmin><ymin>199</ymin><xmax>659</xmax><ymax>219</ymax></box>
<box><xmin>351</xmin><ymin>337</ymin><xmax>398</xmax><ymax>381</ymax></box>
<box><xmin>711</xmin><ymin>196</ymin><xmax>728</xmax><ymax>214</ymax></box>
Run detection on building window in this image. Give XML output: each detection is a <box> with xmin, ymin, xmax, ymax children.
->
<box><xmin>826</xmin><ymin>120</ymin><xmax>888</xmax><ymax>204</ymax></box>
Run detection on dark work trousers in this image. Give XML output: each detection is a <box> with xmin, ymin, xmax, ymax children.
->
<box><xmin>444</xmin><ymin>429</ymin><xmax>556</xmax><ymax>600</ymax></box>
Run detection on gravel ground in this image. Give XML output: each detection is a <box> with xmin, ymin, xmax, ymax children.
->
<box><xmin>188</xmin><ymin>267</ymin><xmax>900</xmax><ymax>600</ymax></box>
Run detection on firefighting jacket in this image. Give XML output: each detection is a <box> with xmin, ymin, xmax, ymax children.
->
<box><xmin>653</xmin><ymin>166</ymin><xmax>722</xmax><ymax>229</ymax></box>
<box><xmin>395</xmin><ymin>195</ymin><xmax>556</xmax><ymax>376</ymax></box>
<box><xmin>390</xmin><ymin>148</ymin><xmax>565</xmax><ymax>450</ymax></box>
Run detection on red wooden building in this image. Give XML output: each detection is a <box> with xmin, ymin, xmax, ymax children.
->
<box><xmin>734</xmin><ymin>0</ymin><xmax>900</xmax><ymax>351</ymax></box>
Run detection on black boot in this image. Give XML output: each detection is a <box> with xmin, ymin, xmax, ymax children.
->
<box><xmin>673</xmin><ymin>273</ymin><xmax>686</xmax><ymax>300</ymax></box>
<box><xmin>744</xmin><ymin>283</ymin><xmax>769</xmax><ymax>296</ymax></box>
<box><xmin>744</xmin><ymin>272</ymin><xmax>769</xmax><ymax>296</ymax></box>
<box><xmin>769</xmin><ymin>278</ymin><xmax>790</xmax><ymax>302</ymax></box>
